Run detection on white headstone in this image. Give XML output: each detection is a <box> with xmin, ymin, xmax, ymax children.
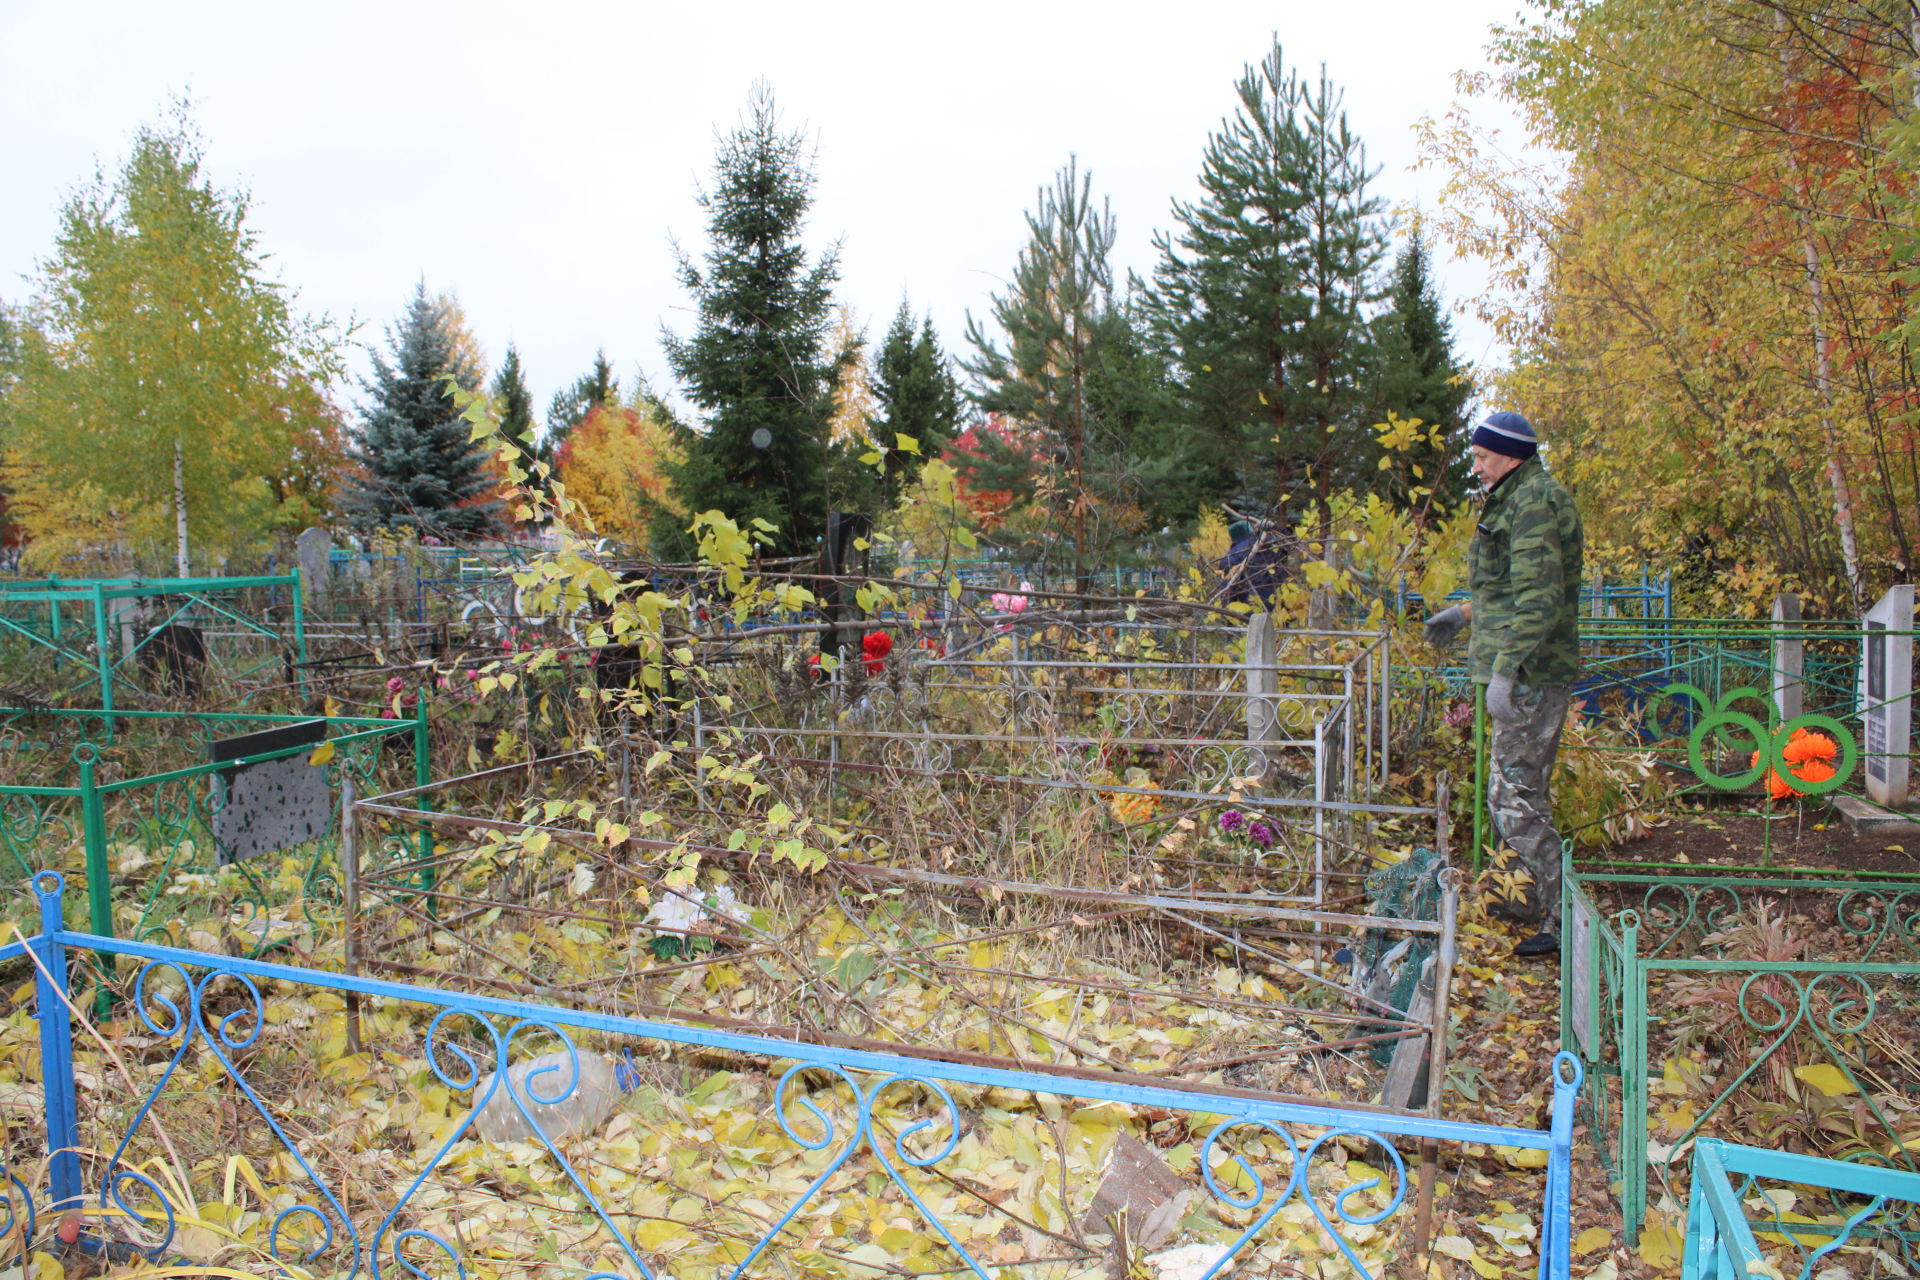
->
<box><xmin>1771</xmin><ymin>593</ymin><xmax>1803</xmax><ymax>725</ymax></box>
<box><xmin>1861</xmin><ymin>585</ymin><xmax>1913</xmax><ymax>809</ymax></box>
<box><xmin>295</xmin><ymin>527</ymin><xmax>331</xmax><ymax>606</ymax></box>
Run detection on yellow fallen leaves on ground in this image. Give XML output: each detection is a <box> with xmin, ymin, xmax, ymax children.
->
<box><xmin>1636</xmin><ymin>1213</ymin><xmax>1684</xmax><ymax>1273</ymax></box>
<box><xmin>1573</xmin><ymin>1226</ymin><xmax>1613</xmax><ymax>1256</ymax></box>
<box><xmin>1492</xmin><ymin>1144</ymin><xmax>1548</xmax><ymax>1169</ymax></box>
<box><xmin>1791</xmin><ymin>1064</ymin><xmax>1856</xmax><ymax>1097</ymax></box>
<box><xmin>1433</xmin><ymin>1232</ymin><xmax>1505</xmax><ymax>1277</ymax></box>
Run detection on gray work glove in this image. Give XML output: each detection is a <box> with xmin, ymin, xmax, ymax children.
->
<box><xmin>1486</xmin><ymin>673</ymin><xmax>1522</xmax><ymax>725</ymax></box>
<box><xmin>1424</xmin><ymin>605</ymin><xmax>1467</xmax><ymax>648</ymax></box>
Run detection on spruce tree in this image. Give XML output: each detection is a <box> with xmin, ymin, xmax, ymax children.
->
<box><xmin>343</xmin><ymin>284</ymin><xmax>501</xmax><ymax>537</ymax></box>
<box><xmin>1143</xmin><ymin>41</ymin><xmax>1386</xmax><ymax>531</ymax></box>
<box><xmin>869</xmin><ymin>303</ymin><xmax>961</xmax><ymax>506</ymax></box>
<box><xmin>1373</xmin><ymin>228</ymin><xmax>1472</xmax><ymax>509</ymax></box>
<box><xmin>664</xmin><ymin>86</ymin><xmax>839</xmax><ymax>556</ymax></box>
<box><xmin>1082</xmin><ymin>299</ymin><xmax>1183</xmax><ymax>529</ymax></box>
<box><xmin>492</xmin><ymin>343</ymin><xmax>538</xmax><ymax>470</ymax></box>
<box><xmin>542</xmin><ymin>349</ymin><xmax>616</xmax><ymax>465</ymax></box>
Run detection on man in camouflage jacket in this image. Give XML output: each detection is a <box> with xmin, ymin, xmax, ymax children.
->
<box><xmin>1424</xmin><ymin>411</ymin><xmax>1584</xmax><ymax>958</ymax></box>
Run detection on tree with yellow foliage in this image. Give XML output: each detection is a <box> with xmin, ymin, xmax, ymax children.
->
<box><xmin>2</xmin><ymin>110</ymin><xmax>342</xmax><ymax>573</ymax></box>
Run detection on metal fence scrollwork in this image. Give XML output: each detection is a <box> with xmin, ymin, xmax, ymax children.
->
<box><xmin>0</xmin><ymin>873</ymin><xmax>1587</xmax><ymax>1280</ymax></box>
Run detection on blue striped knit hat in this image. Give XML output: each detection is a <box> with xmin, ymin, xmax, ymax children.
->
<box><xmin>1471</xmin><ymin>410</ymin><xmax>1537</xmax><ymax>459</ymax></box>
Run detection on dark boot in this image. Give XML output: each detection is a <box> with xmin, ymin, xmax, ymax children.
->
<box><xmin>1513</xmin><ymin>931</ymin><xmax>1559</xmax><ymax>959</ymax></box>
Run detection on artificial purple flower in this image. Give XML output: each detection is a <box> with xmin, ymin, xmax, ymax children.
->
<box><xmin>1248</xmin><ymin>820</ymin><xmax>1277</xmax><ymax>850</ymax></box>
<box><xmin>1218</xmin><ymin>810</ymin><xmax>1246</xmax><ymax>834</ymax></box>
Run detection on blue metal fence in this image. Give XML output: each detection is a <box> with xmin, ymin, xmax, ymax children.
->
<box><xmin>2</xmin><ymin>871</ymin><xmax>1585</xmax><ymax>1279</ymax></box>
<box><xmin>1684</xmin><ymin>1138</ymin><xmax>1920</xmax><ymax>1280</ymax></box>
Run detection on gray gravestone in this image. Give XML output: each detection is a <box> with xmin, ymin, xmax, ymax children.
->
<box><xmin>1772</xmin><ymin>593</ymin><xmax>1803</xmax><ymax>724</ymax></box>
<box><xmin>1861</xmin><ymin>585</ymin><xmax>1913</xmax><ymax>809</ymax></box>
<box><xmin>107</xmin><ymin>593</ymin><xmax>147</xmax><ymax>659</ymax></box>
<box><xmin>1568</xmin><ymin>893</ymin><xmax>1596</xmax><ymax>1057</ymax></box>
<box><xmin>295</xmin><ymin>527</ymin><xmax>331</xmax><ymax>607</ymax></box>
<box><xmin>1245</xmin><ymin>612</ymin><xmax>1280</xmax><ymax>778</ymax></box>
<box><xmin>212</xmin><ymin>719</ymin><xmax>333</xmax><ymax>864</ymax></box>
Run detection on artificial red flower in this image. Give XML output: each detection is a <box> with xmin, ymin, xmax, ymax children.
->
<box><xmin>862</xmin><ymin>630</ymin><xmax>893</xmax><ymax>675</ymax></box>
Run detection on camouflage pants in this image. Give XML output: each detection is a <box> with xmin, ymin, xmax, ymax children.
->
<box><xmin>1487</xmin><ymin>682</ymin><xmax>1571</xmax><ymax>927</ymax></box>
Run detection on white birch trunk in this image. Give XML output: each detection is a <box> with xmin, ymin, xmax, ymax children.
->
<box><xmin>174</xmin><ymin>438</ymin><xmax>189</xmax><ymax>577</ymax></box>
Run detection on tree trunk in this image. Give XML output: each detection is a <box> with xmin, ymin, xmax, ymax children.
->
<box><xmin>1072</xmin><ymin>320</ymin><xmax>1090</xmax><ymax>594</ymax></box>
<box><xmin>1774</xmin><ymin>6</ymin><xmax>1862</xmax><ymax>605</ymax></box>
<box><xmin>174</xmin><ymin>437</ymin><xmax>189</xmax><ymax>577</ymax></box>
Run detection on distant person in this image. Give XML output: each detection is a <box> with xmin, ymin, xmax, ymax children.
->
<box><xmin>1423</xmin><ymin>411</ymin><xmax>1584</xmax><ymax>958</ymax></box>
<box><xmin>1219</xmin><ymin>520</ymin><xmax>1288</xmax><ymax>607</ymax></box>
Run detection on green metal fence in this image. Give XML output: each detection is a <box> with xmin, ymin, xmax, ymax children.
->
<box><xmin>0</xmin><ymin>574</ymin><xmax>308</xmax><ymax>715</ymax></box>
<box><xmin>1561</xmin><ymin>861</ymin><xmax>1920</xmax><ymax>1244</ymax></box>
<box><xmin>0</xmin><ymin>706</ymin><xmax>425</xmax><ymax>958</ymax></box>
<box><xmin>1455</xmin><ymin>623</ymin><xmax>1920</xmax><ymax>871</ymax></box>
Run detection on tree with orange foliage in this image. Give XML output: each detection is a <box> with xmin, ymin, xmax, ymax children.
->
<box><xmin>554</xmin><ymin>401</ymin><xmax>686</xmax><ymax>549</ymax></box>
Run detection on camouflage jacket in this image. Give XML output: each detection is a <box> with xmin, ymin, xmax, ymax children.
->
<box><xmin>1468</xmin><ymin>455</ymin><xmax>1584</xmax><ymax>686</ymax></box>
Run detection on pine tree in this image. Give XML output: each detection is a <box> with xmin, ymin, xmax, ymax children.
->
<box><xmin>0</xmin><ymin>304</ymin><xmax>23</xmax><ymax>550</ymax></box>
<box><xmin>1373</xmin><ymin>228</ymin><xmax>1472</xmax><ymax>510</ymax></box>
<box><xmin>664</xmin><ymin>85</ymin><xmax>840</xmax><ymax>557</ymax></box>
<box><xmin>343</xmin><ymin>284</ymin><xmax>502</xmax><ymax>537</ymax></box>
<box><xmin>962</xmin><ymin>159</ymin><xmax>1123</xmax><ymax>588</ymax></box>
<box><xmin>1143</xmin><ymin>41</ymin><xmax>1387</xmax><ymax>531</ymax></box>
<box><xmin>542</xmin><ymin>349</ymin><xmax>616</xmax><ymax>464</ymax></box>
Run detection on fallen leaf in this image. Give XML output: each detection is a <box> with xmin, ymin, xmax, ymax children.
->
<box><xmin>1574</xmin><ymin>1227</ymin><xmax>1613</xmax><ymax>1257</ymax></box>
<box><xmin>1637</xmin><ymin>1215</ymin><xmax>1683</xmax><ymax>1272</ymax></box>
<box><xmin>1792</xmin><ymin>1064</ymin><xmax>1856</xmax><ymax>1097</ymax></box>
<box><xmin>1493</xmin><ymin>1144</ymin><xmax>1548</xmax><ymax>1169</ymax></box>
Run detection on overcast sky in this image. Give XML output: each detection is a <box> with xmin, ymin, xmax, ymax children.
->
<box><xmin>2</xmin><ymin>0</ymin><xmax>1536</xmax><ymax>422</ymax></box>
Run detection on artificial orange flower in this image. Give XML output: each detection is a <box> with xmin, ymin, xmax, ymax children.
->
<box><xmin>1781</xmin><ymin>729</ymin><xmax>1838</xmax><ymax>765</ymax></box>
<box><xmin>1750</xmin><ymin>730</ymin><xmax>1839</xmax><ymax>799</ymax></box>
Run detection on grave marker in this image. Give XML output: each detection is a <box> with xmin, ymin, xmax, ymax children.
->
<box><xmin>1568</xmin><ymin>893</ymin><xmax>1596</xmax><ymax>1057</ymax></box>
<box><xmin>1245</xmin><ymin>612</ymin><xmax>1280</xmax><ymax>778</ymax></box>
<box><xmin>295</xmin><ymin>527</ymin><xmax>331</xmax><ymax>607</ymax></box>
<box><xmin>1771</xmin><ymin>593</ymin><xmax>1803</xmax><ymax>724</ymax></box>
<box><xmin>1860</xmin><ymin>584</ymin><xmax>1913</xmax><ymax>809</ymax></box>
<box><xmin>211</xmin><ymin>719</ymin><xmax>332</xmax><ymax>864</ymax></box>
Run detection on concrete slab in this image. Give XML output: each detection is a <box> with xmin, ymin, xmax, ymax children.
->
<box><xmin>1831</xmin><ymin>793</ymin><xmax>1920</xmax><ymax>835</ymax></box>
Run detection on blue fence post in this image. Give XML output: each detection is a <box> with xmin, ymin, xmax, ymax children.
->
<box><xmin>1541</xmin><ymin>1052</ymin><xmax>1583</xmax><ymax>1280</ymax></box>
<box><xmin>31</xmin><ymin>872</ymin><xmax>82</xmax><ymax>1217</ymax></box>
